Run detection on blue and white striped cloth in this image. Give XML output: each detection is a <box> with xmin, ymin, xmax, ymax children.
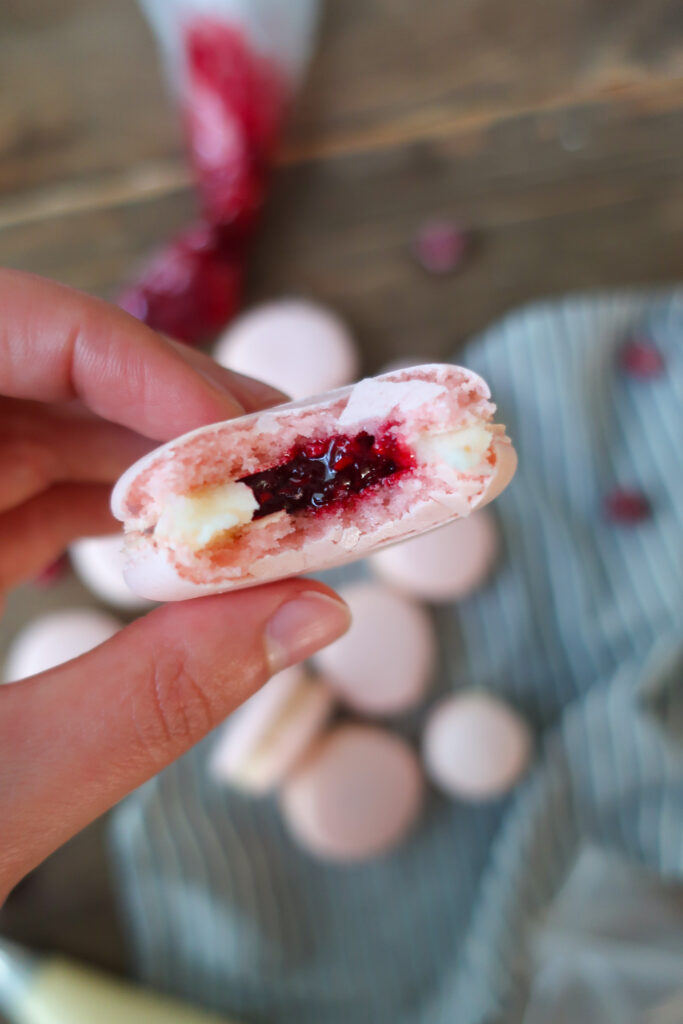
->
<box><xmin>110</xmin><ymin>291</ymin><xmax>683</xmax><ymax>1024</ymax></box>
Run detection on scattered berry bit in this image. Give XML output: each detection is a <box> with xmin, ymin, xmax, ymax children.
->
<box><xmin>414</xmin><ymin>219</ymin><xmax>467</xmax><ymax>274</ymax></box>
<box><xmin>619</xmin><ymin>339</ymin><xmax>665</xmax><ymax>378</ymax></box>
<box><xmin>604</xmin><ymin>489</ymin><xmax>652</xmax><ymax>525</ymax></box>
<box><xmin>33</xmin><ymin>554</ymin><xmax>68</xmax><ymax>587</ymax></box>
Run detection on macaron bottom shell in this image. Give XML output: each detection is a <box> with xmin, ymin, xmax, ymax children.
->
<box><xmin>213</xmin><ymin>299</ymin><xmax>359</xmax><ymax>401</ymax></box>
<box><xmin>370</xmin><ymin>509</ymin><xmax>499</xmax><ymax>603</ymax></box>
<box><xmin>69</xmin><ymin>534</ymin><xmax>155</xmax><ymax>612</ymax></box>
<box><xmin>280</xmin><ymin>724</ymin><xmax>424</xmax><ymax>863</ymax></box>
<box><xmin>3</xmin><ymin>608</ymin><xmax>123</xmax><ymax>683</ymax></box>
<box><xmin>312</xmin><ymin>582</ymin><xmax>436</xmax><ymax>716</ymax></box>
<box><xmin>422</xmin><ymin>692</ymin><xmax>532</xmax><ymax>801</ymax></box>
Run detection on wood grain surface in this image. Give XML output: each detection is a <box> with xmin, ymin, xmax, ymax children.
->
<box><xmin>0</xmin><ymin>0</ymin><xmax>682</xmax><ymax>999</ymax></box>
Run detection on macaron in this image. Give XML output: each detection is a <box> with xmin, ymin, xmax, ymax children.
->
<box><xmin>3</xmin><ymin>608</ymin><xmax>123</xmax><ymax>683</ymax></box>
<box><xmin>112</xmin><ymin>364</ymin><xmax>516</xmax><ymax>601</ymax></box>
<box><xmin>422</xmin><ymin>691</ymin><xmax>532</xmax><ymax>800</ymax></box>
<box><xmin>69</xmin><ymin>534</ymin><xmax>155</xmax><ymax>612</ymax></box>
<box><xmin>280</xmin><ymin>724</ymin><xmax>424</xmax><ymax>862</ymax></box>
<box><xmin>370</xmin><ymin>510</ymin><xmax>499</xmax><ymax>602</ymax></box>
<box><xmin>209</xmin><ymin>666</ymin><xmax>335</xmax><ymax>795</ymax></box>
<box><xmin>312</xmin><ymin>581</ymin><xmax>435</xmax><ymax>715</ymax></box>
<box><xmin>213</xmin><ymin>299</ymin><xmax>359</xmax><ymax>400</ymax></box>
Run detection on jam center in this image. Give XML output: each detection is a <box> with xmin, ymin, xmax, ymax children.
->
<box><xmin>239</xmin><ymin>431</ymin><xmax>412</xmax><ymax>519</ymax></box>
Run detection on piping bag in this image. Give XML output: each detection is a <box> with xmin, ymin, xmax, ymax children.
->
<box><xmin>119</xmin><ymin>0</ymin><xmax>319</xmax><ymax>344</ymax></box>
<box><xmin>0</xmin><ymin>939</ymin><xmax>241</xmax><ymax>1024</ymax></box>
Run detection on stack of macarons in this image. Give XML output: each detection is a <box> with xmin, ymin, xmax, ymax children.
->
<box><xmin>209</xmin><ymin>574</ymin><xmax>531</xmax><ymax>864</ymax></box>
<box><xmin>210</xmin><ymin>581</ymin><xmax>435</xmax><ymax>862</ymax></box>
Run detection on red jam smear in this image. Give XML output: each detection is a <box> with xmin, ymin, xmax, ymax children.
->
<box><xmin>118</xmin><ymin>21</ymin><xmax>288</xmax><ymax>344</ymax></box>
<box><xmin>240</xmin><ymin>432</ymin><xmax>414</xmax><ymax>519</ymax></box>
<box><xmin>184</xmin><ymin>19</ymin><xmax>287</xmax><ymax>234</ymax></box>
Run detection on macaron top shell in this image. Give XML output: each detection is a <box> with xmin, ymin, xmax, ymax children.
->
<box><xmin>3</xmin><ymin>608</ymin><xmax>122</xmax><ymax>683</ymax></box>
<box><xmin>280</xmin><ymin>724</ymin><xmax>424</xmax><ymax>862</ymax></box>
<box><xmin>312</xmin><ymin>582</ymin><xmax>435</xmax><ymax>715</ymax></box>
<box><xmin>370</xmin><ymin>510</ymin><xmax>499</xmax><ymax>602</ymax></box>
<box><xmin>422</xmin><ymin>691</ymin><xmax>532</xmax><ymax>800</ymax></box>
<box><xmin>213</xmin><ymin>299</ymin><xmax>359</xmax><ymax>400</ymax></box>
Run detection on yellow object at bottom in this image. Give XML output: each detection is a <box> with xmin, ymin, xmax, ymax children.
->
<box><xmin>16</xmin><ymin>960</ymin><xmax>241</xmax><ymax>1024</ymax></box>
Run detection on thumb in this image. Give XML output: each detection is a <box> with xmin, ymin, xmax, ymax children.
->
<box><xmin>0</xmin><ymin>581</ymin><xmax>349</xmax><ymax>899</ymax></box>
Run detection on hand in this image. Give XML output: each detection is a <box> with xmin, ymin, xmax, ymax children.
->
<box><xmin>0</xmin><ymin>270</ymin><xmax>350</xmax><ymax>902</ymax></box>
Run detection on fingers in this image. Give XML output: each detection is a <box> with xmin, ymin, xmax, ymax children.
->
<box><xmin>0</xmin><ymin>270</ymin><xmax>285</xmax><ymax>441</ymax></box>
<box><xmin>163</xmin><ymin>337</ymin><xmax>289</xmax><ymax>409</ymax></box>
<box><xmin>0</xmin><ymin>581</ymin><xmax>350</xmax><ymax>896</ymax></box>
<box><xmin>0</xmin><ymin>483</ymin><xmax>115</xmax><ymax>592</ymax></box>
<box><xmin>0</xmin><ymin>398</ymin><xmax>153</xmax><ymax>513</ymax></box>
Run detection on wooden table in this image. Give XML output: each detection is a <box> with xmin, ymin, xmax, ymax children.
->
<box><xmin>1</xmin><ymin>0</ymin><xmax>682</xmax><ymax>993</ymax></box>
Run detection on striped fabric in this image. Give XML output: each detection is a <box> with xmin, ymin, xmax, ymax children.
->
<box><xmin>110</xmin><ymin>291</ymin><xmax>683</xmax><ymax>1023</ymax></box>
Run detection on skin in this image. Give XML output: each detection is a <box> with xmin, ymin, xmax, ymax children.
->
<box><xmin>0</xmin><ymin>270</ymin><xmax>351</xmax><ymax>903</ymax></box>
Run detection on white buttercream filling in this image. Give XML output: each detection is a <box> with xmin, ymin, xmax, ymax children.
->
<box><xmin>155</xmin><ymin>482</ymin><xmax>258</xmax><ymax>549</ymax></box>
<box><xmin>415</xmin><ymin>424</ymin><xmax>493</xmax><ymax>471</ymax></box>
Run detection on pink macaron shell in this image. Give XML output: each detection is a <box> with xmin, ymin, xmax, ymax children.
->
<box><xmin>112</xmin><ymin>366</ymin><xmax>514</xmax><ymax>601</ymax></box>
<box><xmin>69</xmin><ymin>534</ymin><xmax>155</xmax><ymax>612</ymax></box>
<box><xmin>312</xmin><ymin>582</ymin><xmax>435</xmax><ymax>715</ymax></box>
<box><xmin>3</xmin><ymin>608</ymin><xmax>123</xmax><ymax>683</ymax></box>
<box><xmin>370</xmin><ymin>509</ymin><xmax>499</xmax><ymax>602</ymax></box>
<box><xmin>280</xmin><ymin>724</ymin><xmax>424</xmax><ymax>862</ymax></box>
<box><xmin>422</xmin><ymin>691</ymin><xmax>532</xmax><ymax>800</ymax></box>
<box><xmin>209</xmin><ymin>666</ymin><xmax>335</xmax><ymax>794</ymax></box>
<box><xmin>213</xmin><ymin>299</ymin><xmax>359</xmax><ymax>400</ymax></box>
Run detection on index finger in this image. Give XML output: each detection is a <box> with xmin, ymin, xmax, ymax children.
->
<box><xmin>0</xmin><ymin>269</ymin><xmax>280</xmax><ymax>441</ymax></box>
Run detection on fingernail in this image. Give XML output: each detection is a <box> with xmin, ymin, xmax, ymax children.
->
<box><xmin>164</xmin><ymin>335</ymin><xmax>247</xmax><ymax>415</ymax></box>
<box><xmin>265</xmin><ymin>591</ymin><xmax>350</xmax><ymax>674</ymax></box>
<box><xmin>228</xmin><ymin>370</ymin><xmax>289</xmax><ymax>411</ymax></box>
<box><xmin>197</xmin><ymin>369</ymin><xmax>247</xmax><ymax>415</ymax></box>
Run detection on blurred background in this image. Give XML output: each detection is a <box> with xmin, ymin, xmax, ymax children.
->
<box><xmin>0</xmin><ymin>0</ymin><xmax>682</xmax><ymax>1015</ymax></box>
<box><xmin>0</xmin><ymin>1</ymin><xmax>682</xmax><ymax>362</ymax></box>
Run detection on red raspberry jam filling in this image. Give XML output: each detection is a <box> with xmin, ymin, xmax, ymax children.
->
<box><xmin>240</xmin><ymin>432</ymin><xmax>414</xmax><ymax>519</ymax></box>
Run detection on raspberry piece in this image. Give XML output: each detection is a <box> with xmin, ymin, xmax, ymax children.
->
<box><xmin>619</xmin><ymin>339</ymin><xmax>665</xmax><ymax>378</ymax></box>
<box><xmin>604</xmin><ymin>489</ymin><xmax>652</xmax><ymax>525</ymax></box>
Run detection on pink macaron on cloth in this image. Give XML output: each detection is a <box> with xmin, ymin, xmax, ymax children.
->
<box><xmin>111</xmin><ymin>289</ymin><xmax>683</xmax><ymax>1023</ymax></box>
